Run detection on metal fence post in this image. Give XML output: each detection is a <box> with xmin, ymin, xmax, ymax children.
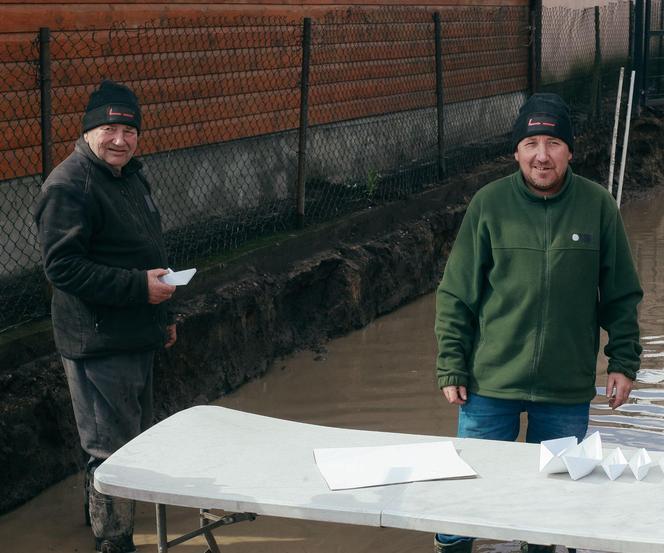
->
<box><xmin>643</xmin><ymin>0</ymin><xmax>652</xmax><ymax>108</ymax></box>
<box><xmin>296</xmin><ymin>18</ymin><xmax>312</xmax><ymax>230</ymax></box>
<box><xmin>39</xmin><ymin>27</ymin><xmax>53</xmax><ymax>182</ymax></box>
<box><xmin>433</xmin><ymin>12</ymin><xmax>445</xmax><ymax>180</ymax></box>
<box><xmin>633</xmin><ymin>0</ymin><xmax>645</xmax><ymax>113</ymax></box>
<box><xmin>591</xmin><ymin>6</ymin><xmax>602</xmax><ymax>119</ymax></box>
<box><xmin>529</xmin><ymin>0</ymin><xmax>542</xmax><ymax>93</ymax></box>
<box><xmin>659</xmin><ymin>0</ymin><xmax>664</xmax><ymax>96</ymax></box>
<box><xmin>629</xmin><ymin>0</ymin><xmax>634</xmax><ymax>63</ymax></box>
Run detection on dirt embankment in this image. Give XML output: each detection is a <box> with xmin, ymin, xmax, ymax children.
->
<box><xmin>1</xmin><ymin>114</ymin><xmax>663</xmax><ymax>515</ymax></box>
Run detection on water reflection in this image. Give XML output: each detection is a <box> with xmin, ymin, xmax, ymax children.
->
<box><xmin>585</xmin><ymin>190</ymin><xmax>664</xmax><ymax>451</ymax></box>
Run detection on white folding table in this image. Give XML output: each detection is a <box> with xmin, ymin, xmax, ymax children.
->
<box><xmin>94</xmin><ymin>406</ymin><xmax>664</xmax><ymax>553</ymax></box>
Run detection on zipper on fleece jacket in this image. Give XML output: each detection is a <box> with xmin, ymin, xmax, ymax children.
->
<box><xmin>530</xmin><ymin>199</ymin><xmax>551</xmax><ymax>399</ymax></box>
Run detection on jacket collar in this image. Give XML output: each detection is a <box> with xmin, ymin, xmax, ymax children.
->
<box><xmin>512</xmin><ymin>168</ymin><xmax>573</xmax><ymax>203</ymax></box>
<box><xmin>75</xmin><ymin>136</ymin><xmax>142</xmax><ymax>178</ymax></box>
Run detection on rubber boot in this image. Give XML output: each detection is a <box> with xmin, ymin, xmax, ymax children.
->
<box><xmin>84</xmin><ymin>457</ymin><xmax>103</xmax><ymax>527</ymax></box>
<box><xmin>84</xmin><ymin>464</ymin><xmax>92</xmax><ymax>527</ymax></box>
<box><xmin>89</xmin><ymin>466</ymin><xmax>136</xmax><ymax>553</ymax></box>
<box><xmin>433</xmin><ymin>535</ymin><xmax>473</xmax><ymax>553</ymax></box>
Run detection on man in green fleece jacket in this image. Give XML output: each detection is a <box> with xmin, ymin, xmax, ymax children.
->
<box><xmin>433</xmin><ymin>93</ymin><xmax>642</xmax><ymax>553</ymax></box>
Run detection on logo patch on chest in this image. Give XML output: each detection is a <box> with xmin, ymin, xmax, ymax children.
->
<box><xmin>571</xmin><ymin>233</ymin><xmax>592</xmax><ymax>243</ymax></box>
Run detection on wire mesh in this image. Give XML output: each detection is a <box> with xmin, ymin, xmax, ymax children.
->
<box><xmin>646</xmin><ymin>0</ymin><xmax>664</xmax><ymax>103</ymax></box>
<box><xmin>0</xmin><ymin>3</ymin><xmax>640</xmax><ymax>332</ymax></box>
<box><xmin>540</xmin><ymin>2</ymin><xmax>632</xmax><ymax>133</ymax></box>
<box><xmin>0</xmin><ymin>35</ymin><xmax>50</xmax><ymax>330</ymax></box>
<box><xmin>48</xmin><ymin>17</ymin><xmax>303</xmax><ymax>270</ymax></box>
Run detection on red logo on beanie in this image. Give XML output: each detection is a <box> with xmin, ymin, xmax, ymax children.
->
<box><xmin>107</xmin><ymin>107</ymin><xmax>135</xmax><ymax>119</ymax></box>
<box><xmin>528</xmin><ymin>118</ymin><xmax>556</xmax><ymax>128</ymax></box>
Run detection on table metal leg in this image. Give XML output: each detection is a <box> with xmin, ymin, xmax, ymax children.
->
<box><xmin>153</xmin><ymin>504</ymin><xmax>255</xmax><ymax>552</ymax></box>
<box><xmin>156</xmin><ymin>503</ymin><xmax>168</xmax><ymax>553</ymax></box>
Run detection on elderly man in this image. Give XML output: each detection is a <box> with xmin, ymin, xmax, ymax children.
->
<box><xmin>35</xmin><ymin>80</ymin><xmax>176</xmax><ymax>553</ymax></box>
<box><xmin>434</xmin><ymin>93</ymin><xmax>642</xmax><ymax>553</ymax></box>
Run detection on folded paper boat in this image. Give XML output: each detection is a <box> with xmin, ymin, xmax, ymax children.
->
<box><xmin>539</xmin><ymin>436</ymin><xmax>577</xmax><ymax>474</ymax></box>
<box><xmin>629</xmin><ymin>448</ymin><xmax>654</xmax><ymax>481</ymax></box>
<box><xmin>561</xmin><ymin>431</ymin><xmax>603</xmax><ymax>480</ymax></box>
<box><xmin>601</xmin><ymin>447</ymin><xmax>628</xmax><ymax>480</ymax></box>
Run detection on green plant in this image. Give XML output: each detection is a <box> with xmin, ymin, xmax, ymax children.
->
<box><xmin>365</xmin><ymin>169</ymin><xmax>381</xmax><ymax>199</ymax></box>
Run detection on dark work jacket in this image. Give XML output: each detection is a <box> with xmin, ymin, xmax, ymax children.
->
<box><xmin>35</xmin><ymin>138</ymin><xmax>171</xmax><ymax>358</ymax></box>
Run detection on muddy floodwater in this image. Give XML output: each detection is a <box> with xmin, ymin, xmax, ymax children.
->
<box><xmin>1</xmin><ymin>188</ymin><xmax>663</xmax><ymax>553</ymax></box>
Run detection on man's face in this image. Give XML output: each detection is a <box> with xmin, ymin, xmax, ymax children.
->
<box><xmin>84</xmin><ymin>124</ymin><xmax>138</xmax><ymax>170</ymax></box>
<box><xmin>514</xmin><ymin>134</ymin><xmax>572</xmax><ymax>196</ymax></box>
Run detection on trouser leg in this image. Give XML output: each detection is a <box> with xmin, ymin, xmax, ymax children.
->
<box><xmin>525</xmin><ymin>401</ymin><xmax>590</xmax><ymax>444</ymax></box>
<box><xmin>62</xmin><ymin>352</ymin><xmax>154</xmax><ymax>550</ymax></box>
<box><xmin>435</xmin><ymin>394</ymin><xmax>521</xmax><ymax>549</ymax></box>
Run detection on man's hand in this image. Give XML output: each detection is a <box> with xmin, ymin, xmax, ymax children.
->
<box><xmin>442</xmin><ymin>385</ymin><xmax>468</xmax><ymax>405</ymax></box>
<box><xmin>606</xmin><ymin>372</ymin><xmax>634</xmax><ymax>409</ymax></box>
<box><xmin>147</xmin><ymin>269</ymin><xmax>176</xmax><ymax>304</ymax></box>
<box><xmin>164</xmin><ymin>324</ymin><xmax>177</xmax><ymax>349</ymax></box>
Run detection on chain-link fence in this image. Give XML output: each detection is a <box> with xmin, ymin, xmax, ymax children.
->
<box><xmin>539</xmin><ymin>2</ymin><xmax>632</xmax><ymax>134</ymax></box>
<box><xmin>0</xmin><ymin>2</ymin><xmax>637</xmax><ymax>333</ymax></box>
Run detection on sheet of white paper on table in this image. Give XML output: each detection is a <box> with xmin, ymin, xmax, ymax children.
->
<box><xmin>158</xmin><ymin>268</ymin><xmax>197</xmax><ymax>286</ymax></box>
<box><xmin>629</xmin><ymin>448</ymin><xmax>654</xmax><ymax>480</ymax></box>
<box><xmin>601</xmin><ymin>447</ymin><xmax>628</xmax><ymax>480</ymax></box>
<box><xmin>561</xmin><ymin>431</ymin><xmax>603</xmax><ymax>481</ymax></box>
<box><xmin>539</xmin><ymin>436</ymin><xmax>577</xmax><ymax>474</ymax></box>
<box><xmin>313</xmin><ymin>441</ymin><xmax>477</xmax><ymax>491</ymax></box>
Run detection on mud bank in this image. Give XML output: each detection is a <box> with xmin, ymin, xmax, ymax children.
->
<box><xmin>2</xmin><ymin>115</ymin><xmax>663</xmax><ymax>515</ymax></box>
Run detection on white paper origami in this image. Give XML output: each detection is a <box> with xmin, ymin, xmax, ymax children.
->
<box><xmin>601</xmin><ymin>447</ymin><xmax>628</xmax><ymax>480</ymax></box>
<box><xmin>539</xmin><ymin>436</ymin><xmax>577</xmax><ymax>474</ymax></box>
<box><xmin>561</xmin><ymin>431</ymin><xmax>603</xmax><ymax>480</ymax></box>
<box><xmin>629</xmin><ymin>448</ymin><xmax>654</xmax><ymax>480</ymax></box>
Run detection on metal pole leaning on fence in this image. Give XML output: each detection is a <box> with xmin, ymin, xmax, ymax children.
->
<box><xmin>607</xmin><ymin>67</ymin><xmax>625</xmax><ymax>194</ymax></box>
<box><xmin>616</xmin><ymin>70</ymin><xmax>636</xmax><ymax>209</ymax></box>
<box><xmin>296</xmin><ymin>18</ymin><xmax>312</xmax><ymax>230</ymax></box>
<box><xmin>433</xmin><ymin>12</ymin><xmax>445</xmax><ymax>180</ymax></box>
<box><xmin>39</xmin><ymin>27</ymin><xmax>53</xmax><ymax>182</ymax></box>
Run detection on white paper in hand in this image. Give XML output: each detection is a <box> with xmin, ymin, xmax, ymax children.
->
<box><xmin>158</xmin><ymin>268</ymin><xmax>197</xmax><ymax>286</ymax></box>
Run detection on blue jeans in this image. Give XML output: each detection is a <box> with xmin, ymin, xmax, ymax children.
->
<box><xmin>436</xmin><ymin>394</ymin><xmax>589</xmax><ymax>546</ymax></box>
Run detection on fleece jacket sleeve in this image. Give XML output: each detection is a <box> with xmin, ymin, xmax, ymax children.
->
<box><xmin>435</xmin><ymin>199</ymin><xmax>492</xmax><ymax>389</ymax></box>
<box><xmin>599</xmin><ymin>207</ymin><xmax>643</xmax><ymax>380</ymax></box>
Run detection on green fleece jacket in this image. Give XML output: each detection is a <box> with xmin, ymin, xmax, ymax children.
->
<box><xmin>435</xmin><ymin>169</ymin><xmax>642</xmax><ymax>403</ymax></box>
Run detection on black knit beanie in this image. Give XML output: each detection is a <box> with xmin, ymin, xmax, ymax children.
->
<box><xmin>511</xmin><ymin>93</ymin><xmax>573</xmax><ymax>152</ymax></box>
<box><xmin>82</xmin><ymin>80</ymin><xmax>142</xmax><ymax>133</ymax></box>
